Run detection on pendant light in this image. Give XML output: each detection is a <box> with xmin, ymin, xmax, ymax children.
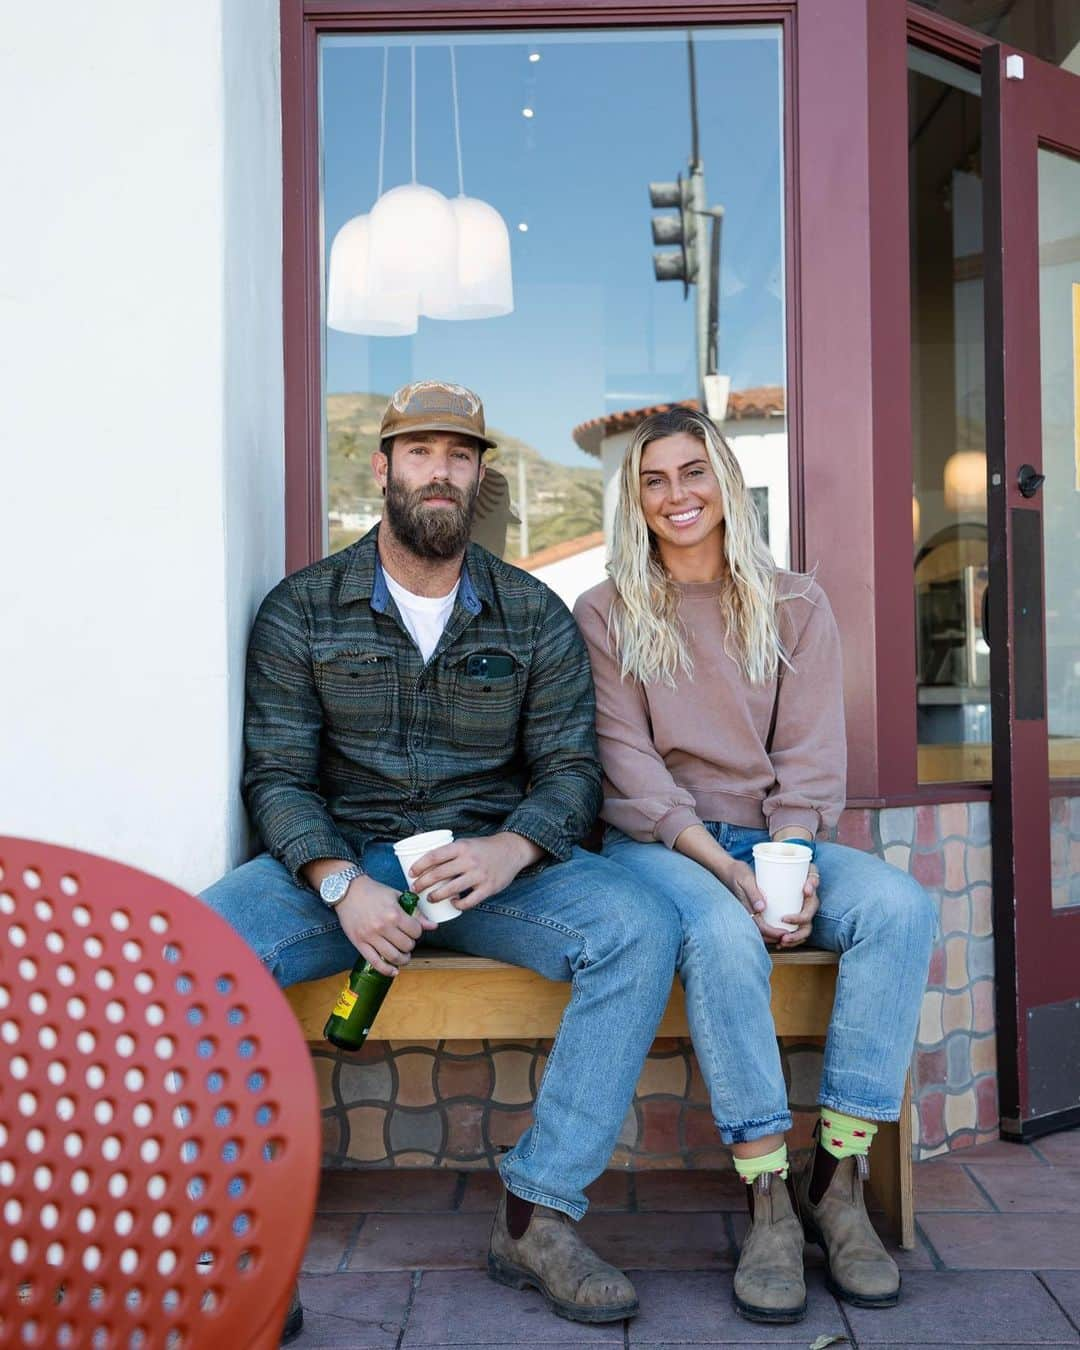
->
<box><xmin>327</xmin><ymin>45</ymin><xmax>513</xmax><ymax>336</ymax></box>
<box><xmin>425</xmin><ymin>47</ymin><xmax>514</xmax><ymax>321</ymax></box>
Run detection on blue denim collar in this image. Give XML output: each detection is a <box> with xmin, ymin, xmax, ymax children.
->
<box><xmin>341</xmin><ymin>526</ymin><xmax>483</xmax><ymax>617</ymax></box>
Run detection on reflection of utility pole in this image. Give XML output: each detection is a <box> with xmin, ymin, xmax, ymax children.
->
<box><xmin>517</xmin><ymin>453</ymin><xmax>529</xmax><ymax>557</ymax></box>
<box><xmin>649</xmin><ymin>32</ymin><xmax>725</xmax><ymax>414</ymax></box>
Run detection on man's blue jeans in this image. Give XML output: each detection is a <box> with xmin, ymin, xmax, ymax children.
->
<box><xmin>602</xmin><ymin>824</ymin><xmax>937</xmax><ymax>1144</ymax></box>
<box><xmin>200</xmin><ymin>845</ymin><xmax>681</xmax><ymax>1220</ymax></box>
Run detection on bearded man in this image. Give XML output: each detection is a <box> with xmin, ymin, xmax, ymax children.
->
<box><xmin>200</xmin><ymin>381</ymin><xmax>681</xmax><ymax>1342</ymax></box>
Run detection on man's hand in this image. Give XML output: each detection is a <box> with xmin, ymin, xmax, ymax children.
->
<box><xmin>775</xmin><ymin>864</ymin><xmax>820</xmax><ymax>949</ymax></box>
<box><xmin>335</xmin><ymin>875</ymin><xmax>437</xmax><ymax>977</ymax></box>
<box><xmin>407</xmin><ymin>832</ymin><xmax>543</xmax><ymax>912</ymax></box>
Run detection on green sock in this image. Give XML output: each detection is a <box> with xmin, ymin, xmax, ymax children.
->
<box><xmin>733</xmin><ymin>1143</ymin><xmax>789</xmax><ymax>1184</ymax></box>
<box><xmin>820</xmin><ymin>1108</ymin><xmax>878</xmax><ymax>1160</ymax></box>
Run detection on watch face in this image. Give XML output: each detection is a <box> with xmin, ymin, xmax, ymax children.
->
<box><xmin>322</xmin><ymin>872</ymin><xmax>350</xmax><ymax>905</ymax></box>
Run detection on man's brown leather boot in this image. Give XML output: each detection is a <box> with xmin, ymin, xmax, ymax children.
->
<box><xmin>797</xmin><ymin>1143</ymin><xmax>901</xmax><ymax>1307</ymax></box>
<box><xmin>488</xmin><ymin>1188</ymin><xmax>639</xmax><ymax>1323</ymax></box>
<box><xmin>732</xmin><ymin>1172</ymin><xmax>807</xmax><ymax>1323</ymax></box>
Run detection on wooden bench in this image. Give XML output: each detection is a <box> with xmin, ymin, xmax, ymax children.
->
<box><xmin>286</xmin><ymin>948</ymin><xmax>914</xmax><ymax>1247</ymax></box>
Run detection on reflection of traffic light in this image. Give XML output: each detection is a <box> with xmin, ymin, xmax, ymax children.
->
<box><xmin>649</xmin><ymin>173</ymin><xmax>701</xmax><ymax>295</ymax></box>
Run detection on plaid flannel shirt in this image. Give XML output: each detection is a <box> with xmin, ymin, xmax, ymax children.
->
<box><xmin>242</xmin><ymin>527</ymin><xmax>602</xmax><ymax>882</ymax></box>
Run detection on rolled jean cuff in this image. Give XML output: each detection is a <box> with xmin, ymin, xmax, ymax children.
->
<box><xmin>498</xmin><ymin>1170</ymin><xmax>586</xmax><ymax>1222</ymax></box>
<box><xmin>818</xmin><ymin>1093</ymin><xmax>902</xmax><ymax>1123</ymax></box>
<box><xmin>721</xmin><ymin>1110</ymin><xmax>793</xmax><ymax>1146</ymax></box>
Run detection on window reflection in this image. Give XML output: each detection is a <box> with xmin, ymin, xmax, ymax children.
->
<box><xmin>913</xmin><ymin>1</ymin><xmax>1080</xmax><ymax>71</ymax></box>
<box><xmin>318</xmin><ymin>28</ymin><xmax>789</xmax><ymax>600</ymax></box>
<box><xmin>909</xmin><ymin>48</ymin><xmax>990</xmax><ymax>783</ymax></box>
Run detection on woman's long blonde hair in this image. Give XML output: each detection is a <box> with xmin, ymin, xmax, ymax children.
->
<box><xmin>607</xmin><ymin>406</ymin><xmax>787</xmax><ymax>687</ymax></box>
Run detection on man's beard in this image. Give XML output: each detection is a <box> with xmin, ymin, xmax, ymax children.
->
<box><xmin>384</xmin><ymin>470</ymin><xmax>480</xmax><ymax>560</ymax></box>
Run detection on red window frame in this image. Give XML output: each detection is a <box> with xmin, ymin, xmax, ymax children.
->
<box><xmin>279</xmin><ymin>0</ymin><xmax>962</xmax><ymax>806</ymax></box>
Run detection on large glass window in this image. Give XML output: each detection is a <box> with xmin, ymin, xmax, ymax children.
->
<box><xmin>909</xmin><ymin>48</ymin><xmax>989</xmax><ymax>784</ymax></box>
<box><xmin>317</xmin><ymin>28</ymin><xmax>789</xmax><ymax>594</ymax></box>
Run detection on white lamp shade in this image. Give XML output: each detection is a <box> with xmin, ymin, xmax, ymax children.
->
<box><xmin>327</xmin><ymin>213</ymin><xmax>417</xmax><ymax>336</ymax></box>
<box><xmin>368</xmin><ymin>184</ymin><xmax>460</xmax><ymax>318</ymax></box>
<box><xmin>427</xmin><ymin>195</ymin><xmax>514</xmax><ymax>320</ymax></box>
<box><xmin>943</xmin><ymin>450</ymin><xmax>987</xmax><ymax>515</ymax></box>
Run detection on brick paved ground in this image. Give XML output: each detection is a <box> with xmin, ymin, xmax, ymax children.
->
<box><xmin>291</xmin><ymin>1128</ymin><xmax>1080</xmax><ymax>1348</ymax></box>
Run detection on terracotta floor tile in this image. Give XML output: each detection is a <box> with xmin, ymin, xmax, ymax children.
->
<box><xmin>843</xmin><ymin>1269</ymin><xmax>1077</xmax><ymax>1344</ymax></box>
<box><xmin>1034</xmin><ymin>1128</ymin><xmax>1080</xmax><ymax>1166</ymax></box>
<box><xmin>402</xmin><ymin>1269</ymin><xmax>622</xmax><ymax>1345</ymax></box>
<box><xmin>346</xmin><ymin>1212</ymin><xmax>493</xmax><ymax>1271</ymax></box>
<box><xmin>317</xmin><ymin>1168</ymin><xmax>460</xmax><ymax>1213</ymax></box>
<box><xmin>293</xmin><ymin>1272</ymin><xmax>412</xmax><ymax>1347</ymax></box>
<box><xmin>1039</xmin><ymin>1269</ymin><xmax>1080</xmax><ymax>1326</ymax></box>
<box><xmin>918</xmin><ymin>1213</ymin><xmax>1080</xmax><ymax>1269</ymax></box>
<box><xmin>635</xmin><ymin>1169</ymin><xmax>745</xmax><ymax>1212</ymax></box>
<box><xmin>913</xmin><ymin>1162</ymin><xmax>993</xmax><ymax>1212</ymax></box>
<box><xmin>303</xmin><ymin>1214</ymin><xmax>362</xmax><ymax>1274</ymax></box>
<box><xmin>966</xmin><ymin>1164</ymin><xmax>1080</xmax><ymax>1214</ymax></box>
<box><xmin>627</xmin><ymin>1269</ymin><xmax>845</xmax><ymax>1345</ymax></box>
<box><xmin>582</xmin><ymin>1212</ymin><xmax>734</xmax><ymax>1270</ymax></box>
<box><xmin>927</xmin><ymin>1137</ymin><xmax>1046</xmax><ymax>1168</ymax></box>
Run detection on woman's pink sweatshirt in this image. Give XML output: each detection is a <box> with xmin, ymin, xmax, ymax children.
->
<box><xmin>573</xmin><ymin>575</ymin><xmax>847</xmax><ymax>846</ymax></box>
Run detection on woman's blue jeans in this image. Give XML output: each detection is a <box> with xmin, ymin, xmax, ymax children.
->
<box><xmin>200</xmin><ymin>844</ymin><xmax>681</xmax><ymax>1219</ymax></box>
<box><xmin>602</xmin><ymin>823</ymin><xmax>937</xmax><ymax>1144</ymax></box>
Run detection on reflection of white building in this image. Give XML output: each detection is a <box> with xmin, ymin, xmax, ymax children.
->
<box><xmin>571</xmin><ymin>388</ymin><xmax>789</xmax><ymax>569</ymax></box>
<box><xmin>516</xmin><ymin>532</ymin><xmax>607</xmax><ymax>610</ymax></box>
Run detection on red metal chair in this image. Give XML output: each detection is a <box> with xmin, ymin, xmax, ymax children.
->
<box><xmin>0</xmin><ymin>837</ymin><xmax>321</xmax><ymax>1349</ymax></box>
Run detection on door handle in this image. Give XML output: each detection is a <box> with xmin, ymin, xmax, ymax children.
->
<box><xmin>1017</xmin><ymin>464</ymin><xmax>1046</xmax><ymax>498</ymax></box>
<box><xmin>981</xmin><ymin>584</ymin><xmax>990</xmax><ymax>648</ymax></box>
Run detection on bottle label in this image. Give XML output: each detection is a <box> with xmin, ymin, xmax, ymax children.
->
<box><xmin>332</xmin><ymin>987</ymin><xmax>358</xmax><ymax>1019</ymax></box>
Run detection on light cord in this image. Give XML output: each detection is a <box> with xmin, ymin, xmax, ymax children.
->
<box><xmin>450</xmin><ymin>45</ymin><xmax>465</xmax><ymax>196</ymax></box>
<box><xmin>410</xmin><ymin>45</ymin><xmax>417</xmax><ymax>182</ymax></box>
<box><xmin>377</xmin><ymin>46</ymin><xmax>388</xmax><ymax>196</ymax></box>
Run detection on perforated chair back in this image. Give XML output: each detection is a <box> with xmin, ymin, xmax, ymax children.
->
<box><xmin>0</xmin><ymin>837</ymin><xmax>321</xmax><ymax>1350</ymax></box>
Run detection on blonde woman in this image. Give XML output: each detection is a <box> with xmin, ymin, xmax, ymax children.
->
<box><xmin>573</xmin><ymin>408</ymin><xmax>935</xmax><ymax>1325</ymax></box>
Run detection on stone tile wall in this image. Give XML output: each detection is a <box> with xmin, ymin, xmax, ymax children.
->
<box><xmin>311</xmin><ymin>802</ymin><xmax>997</xmax><ymax>1168</ymax></box>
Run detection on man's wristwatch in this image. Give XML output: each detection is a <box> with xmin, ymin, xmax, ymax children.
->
<box><xmin>319</xmin><ymin>864</ymin><xmax>363</xmax><ymax>908</ymax></box>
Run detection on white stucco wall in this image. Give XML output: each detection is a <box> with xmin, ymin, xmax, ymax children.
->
<box><xmin>0</xmin><ymin>2</ymin><xmax>284</xmax><ymax>891</ymax></box>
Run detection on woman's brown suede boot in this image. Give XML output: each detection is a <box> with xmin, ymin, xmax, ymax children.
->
<box><xmin>488</xmin><ymin>1188</ymin><xmax>639</xmax><ymax>1323</ymax></box>
<box><xmin>732</xmin><ymin>1172</ymin><xmax>807</xmax><ymax>1323</ymax></box>
<box><xmin>797</xmin><ymin>1143</ymin><xmax>901</xmax><ymax>1307</ymax></box>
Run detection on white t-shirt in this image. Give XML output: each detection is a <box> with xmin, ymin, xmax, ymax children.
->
<box><xmin>383</xmin><ymin>570</ymin><xmax>460</xmax><ymax>663</ymax></box>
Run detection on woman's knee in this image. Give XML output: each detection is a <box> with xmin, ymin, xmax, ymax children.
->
<box><xmin>865</xmin><ymin>864</ymin><xmax>938</xmax><ymax>954</ymax></box>
<box><xmin>680</xmin><ymin>893</ymin><xmax>769</xmax><ymax>973</ymax></box>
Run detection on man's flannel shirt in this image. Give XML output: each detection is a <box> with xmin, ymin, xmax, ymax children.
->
<box><xmin>242</xmin><ymin>527</ymin><xmax>603</xmax><ymax>881</ymax></box>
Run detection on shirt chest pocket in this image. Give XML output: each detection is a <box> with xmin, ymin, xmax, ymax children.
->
<box><xmin>448</xmin><ymin>648</ymin><xmax>525</xmax><ymax>749</ymax></box>
<box><xmin>313</xmin><ymin>643</ymin><xmax>394</xmax><ymax>733</ymax></box>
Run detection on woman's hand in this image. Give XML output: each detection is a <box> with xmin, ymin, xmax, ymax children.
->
<box><xmin>718</xmin><ymin>859</ymin><xmax>790</xmax><ymax>945</ymax></box>
<box><xmin>775</xmin><ymin>863</ymin><xmax>820</xmax><ymax>948</ymax></box>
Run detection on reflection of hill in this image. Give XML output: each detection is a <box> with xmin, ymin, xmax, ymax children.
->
<box><xmin>327</xmin><ymin>393</ymin><xmax>603</xmax><ymax>560</ymax></box>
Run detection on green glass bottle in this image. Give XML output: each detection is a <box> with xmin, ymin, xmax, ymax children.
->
<box><xmin>323</xmin><ymin>891</ymin><xmax>420</xmax><ymax>1051</ymax></box>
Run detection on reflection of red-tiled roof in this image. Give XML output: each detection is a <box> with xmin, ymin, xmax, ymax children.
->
<box><xmin>515</xmin><ymin>531</ymin><xmax>605</xmax><ymax>573</ymax></box>
<box><xmin>571</xmin><ymin>387</ymin><xmax>786</xmax><ymax>457</ymax></box>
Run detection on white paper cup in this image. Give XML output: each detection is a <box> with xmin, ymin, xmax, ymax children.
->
<box><xmin>393</xmin><ymin>830</ymin><xmax>461</xmax><ymax>923</ymax></box>
<box><xmin>751</xmin><ymin>841</ymin><xmax>813</xmax><ymax>933</ymax></box>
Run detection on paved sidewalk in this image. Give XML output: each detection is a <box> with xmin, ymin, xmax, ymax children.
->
<box><xmin>292</xmin><ymin>1128</ymin><xmax>1080</xmax><ymax>1348</ymax></box>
